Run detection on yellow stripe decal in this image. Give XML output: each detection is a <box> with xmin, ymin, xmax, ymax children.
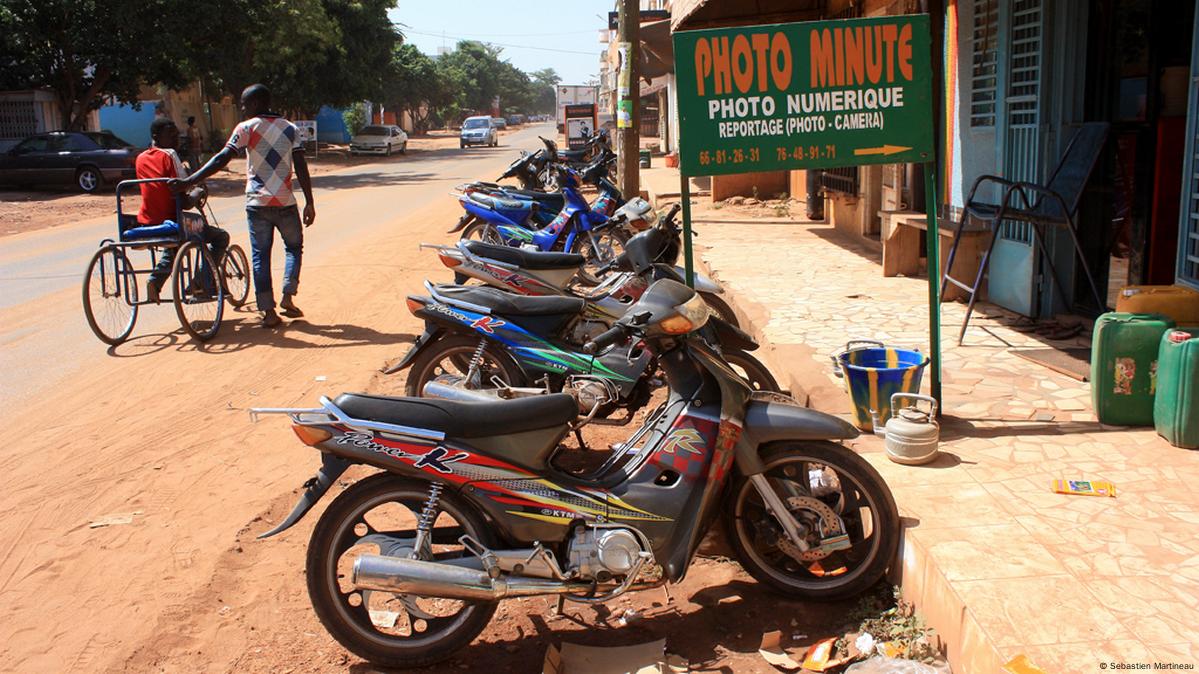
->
<box><xmin>901</xmin><ymin>366</ymin><xmax>915</xmax><ymax>393</ymax></box>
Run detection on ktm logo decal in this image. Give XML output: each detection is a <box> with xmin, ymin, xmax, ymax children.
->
<box><xmin>661</xmin><ymin>428</ymin><xmax>705</xmax><ymax>455</ymax></box>
<box><xmin>470</xmin><ymin>316</ymin><xmax>506</xmax><ymax>333</ymax></box>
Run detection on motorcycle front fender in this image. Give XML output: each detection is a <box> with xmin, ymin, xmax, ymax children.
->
<box><xmin>741</xmin><ymin>400</ymin><xmax>860</xmax><ymax>456</ymax></box>
<box><xmin>673</xmin><ymin>265</ymin><xmax>722</xmax><ymax>294</ymax></box>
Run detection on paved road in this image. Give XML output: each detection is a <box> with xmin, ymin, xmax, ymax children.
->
<box><xmin>0</xmin><ymin>125</ymin><xmax>547</xmax><ymax>409</ymax></box>
<box><xmin>0</xmin><ymin>124</ymin><xmax>552</xmax><ymax>672</ymax></box>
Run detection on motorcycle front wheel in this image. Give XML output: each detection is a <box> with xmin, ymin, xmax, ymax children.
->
<box><xmin>725</xmin><ymin>442</ymin><xmax>899</xmax><ymax>601</ymax></box>
<box><xmin>571</xmin><ymin>227</ymin><xmax>629</xmax><ymax>286</ymax></box>
<box><xmin>306</xmin><ymin>473</ymin><xmax>497</xmax><ymax>668</ymax></box>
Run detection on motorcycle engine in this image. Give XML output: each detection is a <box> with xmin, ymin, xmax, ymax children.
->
<box><xmin>568</xmin><ymin>319</ymin><xmax>612</xmax><ymax>345</ymax></box>
<box><xmin>566</xmin><ymin>525</ymin><xmax>648</xmax><ymax>582</ymax></box>
<box><xmin>564</xmin><ymin>376</ymin><xmax>618</xmax><ymax>415</ymax></box>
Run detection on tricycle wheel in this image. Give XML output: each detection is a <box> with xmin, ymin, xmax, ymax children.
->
<box><xmin>171</xmin><ymin>240</ymin><xmax>225</xmax><ymax>341</ymax></box>
<box><xmin>220</xmin><ymin>244</ymin><xmax>251</xmax><ymax>307</ymax></box>
<box><xmin>82</xmin><ymin>244</ymin><xmax>138</xmax><ymax>345</ymax></box>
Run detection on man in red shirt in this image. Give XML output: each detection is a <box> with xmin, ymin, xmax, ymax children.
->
<box><xmin>136</xmin><ymin>117</ymin><xmax>228</xmax><ymax>302</ymax></box>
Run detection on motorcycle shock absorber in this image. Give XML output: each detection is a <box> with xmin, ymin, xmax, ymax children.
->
<box><xmin>465</xmin><ymin>338</ymin><xmax>488</xmax><ymax>387</ymax></box>
<box><xmin>410</xmin><ymin>483</ymin><xmax>444</xmax><ymax>560</ymax></box>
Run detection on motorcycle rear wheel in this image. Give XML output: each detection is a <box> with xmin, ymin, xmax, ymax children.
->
<box><xmin>724</xmin><ymin>442</ymin><xmax>899</xmax><ymax>601</ymax></box>
<box><xmin>404</xmin><ymin>334</ymin><xmax>527</xmax><ymax>397</ymax></box>
<box><xmin>306</xmin><ymin>473</ymin><xmax>497</xmax><ymax>668</ymax></box>
<box><xmin>461</xmin><ymin>221</ymin><xmax>505</xmax><ymax>245</ymax></box>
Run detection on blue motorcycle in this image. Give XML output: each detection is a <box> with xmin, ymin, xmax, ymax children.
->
<box><xmin>457</xmin><ymin>163</ymin><xmax>629</xmax><ymax>285</ymax></box>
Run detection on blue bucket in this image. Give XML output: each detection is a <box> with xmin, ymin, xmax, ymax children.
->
<box><xmin>833</xmin><ymin>340</ymin><xmax>930</xmax><ymax>431</ymax></box>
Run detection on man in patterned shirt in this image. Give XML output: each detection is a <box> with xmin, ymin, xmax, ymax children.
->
<box><xmin>173</xmin><ymin>83</ymin><xmax>315</xmax><ymax>327</ymax></box>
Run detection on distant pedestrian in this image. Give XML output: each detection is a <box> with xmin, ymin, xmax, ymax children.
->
<box><xmin>183</xmin><ymin>116</ymin><xmax>202</xmax><ymax>172</ymax></box>
<box><xmin>172</xmin><ymin>83</ymin><xmax>316</xmax><ymax>328</ymax></box>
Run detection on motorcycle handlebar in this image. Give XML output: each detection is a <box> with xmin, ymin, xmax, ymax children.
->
<box><xmin>584</xmin><ymin>324</ymin><xmax>630</xmax><ymax>354</ymax></box>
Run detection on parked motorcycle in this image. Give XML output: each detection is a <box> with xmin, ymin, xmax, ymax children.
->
<box><xmin>384</xmin><ymin>276</ymin><xmax>778</xmax><ymax>423</ymax></box>
<box><xmin>253</xmin><ymin>278</ymin><xmax>899</xmax><ymax>669</ymax></box>
<box><xmin>450</xmin><ymin>145</ymin><xmax>621</xmax><ymax>237</ymax></box>
<box><xmin>429</xmin><ymin>201</ymin><xmax>739</xmax><ymax>328</ymax></box>
<box><xmin>456</xmin><ymin>162</ymin><xmax>629</xmax><ymax>285</ymax></box>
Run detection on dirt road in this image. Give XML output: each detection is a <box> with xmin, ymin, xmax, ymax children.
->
<box><xmin>0</xmin><ymin>122</ymin><xmax>854</xmax><ymax>673</ymax></box>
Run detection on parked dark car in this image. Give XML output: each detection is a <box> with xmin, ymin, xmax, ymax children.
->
<box><xmin>0</xmin><ymin>131</ymin><xmax>138</xmax><ymax>193</ymax></box>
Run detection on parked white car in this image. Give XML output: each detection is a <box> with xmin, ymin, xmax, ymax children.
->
<box><xmin>350</xmin><ymin>125</ymin><xmax>408</xmax><ymax>156</ymax></box>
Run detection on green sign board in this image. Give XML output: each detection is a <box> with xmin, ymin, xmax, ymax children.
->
<box><xmin>672</xmin><ymin>14</ymin><xmax>934</xmax><ymax>177</ymax></box>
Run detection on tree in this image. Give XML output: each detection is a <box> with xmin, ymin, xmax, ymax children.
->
<box><xmin>383</xmin><ymin>43</ymin><xmax>446</xmax><ymax>133</ymax></box>
<box><xmin>438</xmin><ymin>40</ymin><xmax>507</xmax><ymax>114</ymax></box>
<box><xmin>529</xmin><ymin>68</ymin><xmax>561</xmax><ymax>114</ymax></box>
<box><xmin>188</xmin><ymin>0</ymin><xmax>399</xmax><ymax>115</ymax></box>
<box><xmin>0</xmin><ymin>0</ymin><xmax>192</xmax><ymax>130</ymax></box>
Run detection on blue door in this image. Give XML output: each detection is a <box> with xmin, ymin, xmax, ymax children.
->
<box><xmin>1179</xmin><ymin>7</ymin><xmax>1199</xmax><ymax>291</ymax></box>
<box><xmin>988</xmin><ymin>0</ymin><xmax>1046</xmax><ymax>317</ymax></box>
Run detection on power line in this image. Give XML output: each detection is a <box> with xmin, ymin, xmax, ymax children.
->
<box><xmin>403</xmin><ymin>29</ymin><xmax>599</xmax><ymax>55</ymax></box>
<box><xmin>407</xmin><ymin>26</ymin><xmax>599</xmax><ymax>38</ymax></box>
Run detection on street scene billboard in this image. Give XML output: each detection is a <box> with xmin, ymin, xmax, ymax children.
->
<box><xmin>672</xmin><ymin>15</ymin><xmax>935</xmax><ymax>176</ymax></box>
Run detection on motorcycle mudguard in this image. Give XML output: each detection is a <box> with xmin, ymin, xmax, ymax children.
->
<box><xmin>709</xmin><ymin>317</ymin><xmax>758</xmax><ymax>352</ymax></box>
<box><xmin>741</xmin><ymin>400</ymin><xmax>860</xmax><ymax>450</ymax></box>
<box><xmin>448</xmin><ymin>213</ymin><xmax>474</xmax><ymax>233</ymax></box>
<box><xmin>383</xmin><ymin>324</ymin><xmax>442</xmax><ymax>374</ymax></box>
<box><xmin>676</xmin><ymin>266</ymin><xmax>722</xmax><ymax>294</ymax></box>
<box><xmin>257</xmin><ymin>453</ymin><xmax>353</xmax><ymax>539</ymax></box>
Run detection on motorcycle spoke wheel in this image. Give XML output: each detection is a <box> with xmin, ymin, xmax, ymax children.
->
<box><xmin>404</xmin><ymin>335</ymin><xmax>525</xmax><ymax>397</ymax></box>
<box><xmin>725</xmin><ymin>443</ymin><xmax>899</xmax><ymax>601</ymax></box>
<box><xmin>307</xmin><ymin>474</ymin><xmax>496</xmax><ymax>668</ymax></box>
<box><xmin>573</xmin><ymin>228</ymin><xmax>628</xmax><ymax>286</ymax></box>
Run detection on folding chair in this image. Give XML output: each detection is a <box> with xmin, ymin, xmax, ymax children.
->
<box><xmin>941</xmin><ymin>122</ymin><xmax>1110</xmax><ymax>344</ymax></box>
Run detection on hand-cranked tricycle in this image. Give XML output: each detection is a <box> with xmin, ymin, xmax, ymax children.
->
<box><xmin>81</xmin><ymin>178</ymin><xmax>251</xmax><ymax>344</ymax></box>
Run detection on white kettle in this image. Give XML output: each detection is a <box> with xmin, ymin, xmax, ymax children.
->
<box><xmin>879</xmin><ymin>393</ymin><xmax>940</xmax><ymax>465</ymax></box>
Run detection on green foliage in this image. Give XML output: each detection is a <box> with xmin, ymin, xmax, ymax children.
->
<box><xmin>0</xmin><ymin>0</ymin><xmax>399</xmax><ymax>127</ymax></box>
<box><xmin>343</xmin><ymin>102</ymin><xmax>368</xmax><ymax>137</ymax></box>
<box><xmin>0</xmin><ymin>0</ymin><xmax>192</xmax><ymax>129</ymax></box>
<box><xmin>190</xmin><ymin>0</ymin><xmax>400</xmax><ymax>114</ymax></box>
<box><xmin>836</xmin><ymin>586</ymin><xmax>939</xmax><ymax>664</ymax></box>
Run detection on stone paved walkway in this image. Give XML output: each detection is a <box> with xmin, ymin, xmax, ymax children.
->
<box><xmin>689</xmin><ymin>208</ymin><xmax>1199</xmax><ymax>674</ymax></box>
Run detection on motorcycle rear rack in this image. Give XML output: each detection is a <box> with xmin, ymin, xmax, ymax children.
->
<box><xmin>249</xmin><ymin>395</ymin><xmax>446</xmax><ymax>442</ymax></box>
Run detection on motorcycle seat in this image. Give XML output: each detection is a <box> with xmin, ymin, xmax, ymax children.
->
<box><xmin>435</xmin><ymin>284</ymin><xmax>586</xmax><ymax>317</ymax></box>
<box><xmin>333</xmin><ymin>392</ymin><xmax>576</xmax><ymax>438</ymax></box>
<box><xmin>468</xmin><ymin>192</ymin><xmax>527</xmax><ymax>211</ymax></box>
<box><xmin>462</xmin><ymin>241</ymin><xmax>585</xmax><ymax>270</ymax></box>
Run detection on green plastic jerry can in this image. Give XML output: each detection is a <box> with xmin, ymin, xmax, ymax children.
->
<box><xmin>1154</xmin><ymin>330</ymin><xmax>1199</xmax><ymax>449</ymax></box>
<box><xmin>1090</xmin><ymin>312</ymin><xmax>1175</xmax><ymax>426</ymax></box>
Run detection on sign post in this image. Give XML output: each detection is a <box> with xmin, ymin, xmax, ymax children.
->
<box><xmin>672</xmin><ymin>14</ymin><xmax>942</xmax><ymax>407</ymax></box>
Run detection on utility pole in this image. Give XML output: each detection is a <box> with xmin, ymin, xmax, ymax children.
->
<box><xmin>616</xmin><ymin>0</ymin><xmax>640</xmax><ymax>198</ymax></box>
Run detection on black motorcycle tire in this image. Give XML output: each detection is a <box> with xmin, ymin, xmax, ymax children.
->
<box><xmin>722</xmin><ymin>350</ymin><xmax>781</xmax><ymax>393</ymax></box>
<box><xmin>306</xmin><ymin>473</ymin><xmax>498</xmax><ymax>668</ymax></box>
<box><xmin>698</xmin><ymin>292</ymin><xmax>739</xmax><ymax>328</ymax></box>
<box><xmin>461</xmin><ymin>221</ymin><xmax>504</xmax><ymax>245</ymax></box>
<box><xmin>571</xmin><ymin>227</ymin><xmax>630</xmax><ymax>286</ymax></box>
<box><xmin>724</xmin><ymin>442</ymin><xmax>899</xmax><ymax>601</ymax></box>
<box><xmin>404</xmin><ymin>334</ymin><xmax>527</xmax><ymax>397</ymax></box>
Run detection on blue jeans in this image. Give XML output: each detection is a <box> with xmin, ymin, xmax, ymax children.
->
<box><xmin>148</xmin><ymin>220</ymin><xmax>230</xmax><ymax>292</ymax></box>
<box><xmin>247</xmin><ymin>205</ymin><xmax>303</xmax><ymax>311</ymax></box>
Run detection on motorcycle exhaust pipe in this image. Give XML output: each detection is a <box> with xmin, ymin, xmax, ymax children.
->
<box><xmin>352</xmin><ymin>554</ymin><xmax>589</xmax><ymax>600</ymax></box>
<box><xmin>421</xmin><ymin>381</ymin><xmax>499</xmax><ymax>402</ymax></box>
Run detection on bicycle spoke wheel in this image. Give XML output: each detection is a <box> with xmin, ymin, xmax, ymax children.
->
<box><xmin>172</xmin><ymin>240</ymin><xmax>225</xmax><ymax>341</ymax></box>
<box><xmin>82</xmin><ymin>245</ymin><xmax>138</xmax><ymax>345</ymax></box>
<box><xmin>220</xmin><ymin>244</ymin><xmax>251</xmax><ymax>307</ymax></box>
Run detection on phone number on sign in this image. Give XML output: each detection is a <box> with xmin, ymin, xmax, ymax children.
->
<box><xmin>697</xmin><ymin>145</ymin><xmax>836</xmax><ymax>167</ymax></box>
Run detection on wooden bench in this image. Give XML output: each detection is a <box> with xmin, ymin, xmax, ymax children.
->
<box><xmin>879</xmin><ymin>210</ymin><xmax>991</xmax><ymax>302</ymax></box>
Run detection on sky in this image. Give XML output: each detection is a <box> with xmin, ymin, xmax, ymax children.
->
<box><xmin>388</xmin><ymin>0</ymin><xmax>614</xmax><ymax>85</ymax></box>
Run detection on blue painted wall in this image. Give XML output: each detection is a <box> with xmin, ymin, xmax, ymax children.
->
<box><xmin>316</xmin><ymin>106</ymin><xmax>350</xmax><ymax>143</ymax></box>
<box><xmin>98</xmin><ymin>102</ymin><xmax>159</xmax><ymax>147</ymax></box>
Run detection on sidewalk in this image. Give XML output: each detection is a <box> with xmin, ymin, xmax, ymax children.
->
<box><xmin>681</xmin><ymin>203</ymin><xmax>1199</xmax><ymax>673</ymax></box>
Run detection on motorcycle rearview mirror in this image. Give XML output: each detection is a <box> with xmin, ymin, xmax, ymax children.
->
<box><xmin>631</xmin><ymin>311</ymin><xmax>652</xmax><ymax>326</ymax></box>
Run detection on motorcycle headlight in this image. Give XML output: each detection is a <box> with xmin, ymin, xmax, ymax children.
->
<box><xmin>660</xmin><ymin>293</ymin><xmax>712</xmax><ymax>334</ymax></box>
